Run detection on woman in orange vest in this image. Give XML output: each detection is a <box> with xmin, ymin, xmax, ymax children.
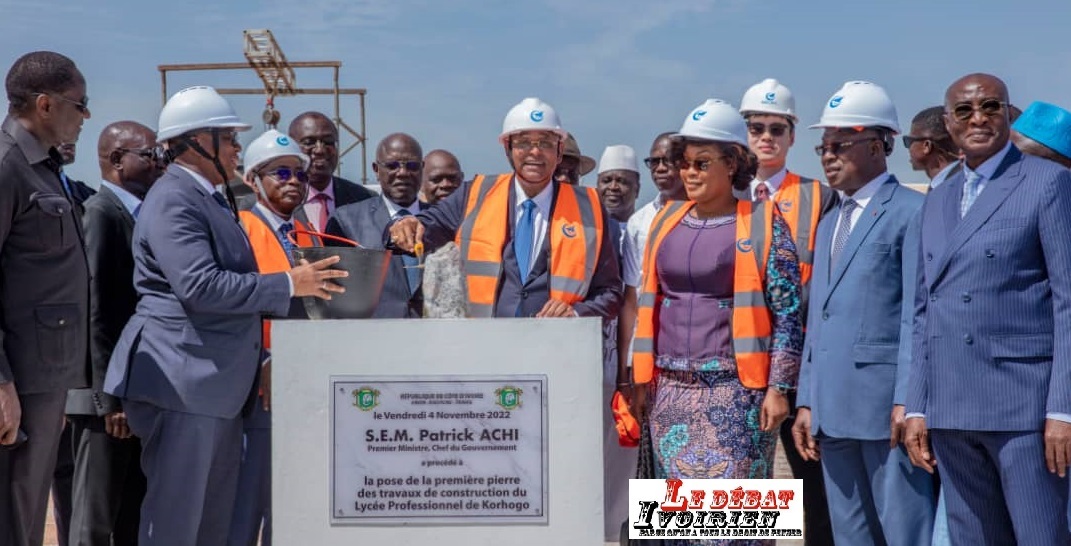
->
<box><xmin>632</xmin><ymin>100</ymin><xmax>802</xmax><ymax>515</ymax></box>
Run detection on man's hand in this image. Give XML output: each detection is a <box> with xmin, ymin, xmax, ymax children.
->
<box><xmin>289</xmin><ymin>256</ymin><xmax>348</xmax><ymax>299</ymax></box>
<box><xmin>388</xmin><ymin>216</ymin><xmax>424</xmax><ymax>253</ymax></box>
<box><xmin>760</xmin><ymin>388</ymin><xmax>789</xmax><ymax>432</ymax></box>
<box><xmin>104</xmin><ymin>412</ymin><xmax>131</xmax><ymax>439</ymax></box>
<box><xmin>261</xmin><ymin>359</ymin><xmax>272</xmax><ymax>412</ymax></box>
<box><xmin>535</xmin><ymin>298</ymin><xmax>576</xmax><ymax>318</ymax></box>
<box><xmin>0</xmin><ymin>382</ymin><xmax>21</xmax><ymax>445</ymax></box>
<box><xmin>890</xmin><ymin>405</ymin><xmax>907</xmax><ymax>448</ymax></box>
<box><xmin>792</xmin><ymin>407</ymin><xmax>819</xmax><ymax>461</ymax></box>
<box><xmin>904</xmin><ymin>417</ymin><xmax>936</xmax><ymax>473</ymax></box>
<box><xmin>1044</xmin><ymin>419</ymin><xmax>1071</xmax><ymax>477</ymax></box>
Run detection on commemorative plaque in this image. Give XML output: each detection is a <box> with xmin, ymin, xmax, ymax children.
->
<box><xmin>331</xmin><ymin>374</ymin><xmax>549</xmax><ymax>525</ymax></box>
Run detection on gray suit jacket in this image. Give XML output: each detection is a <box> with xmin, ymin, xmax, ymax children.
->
<box><xmin>103</xmin><ymin>164</ymin><xmax>291</xmax><ymax>419</ymax></box>
<box><xmin>0</xmin><ymin>115</ymin><xmax>88</xmax><ymax>393</ymax></box>
<box><xmin>326</xmin><ymin>197</ymin><xmax>426</xmax><ymax>318</ymax></box>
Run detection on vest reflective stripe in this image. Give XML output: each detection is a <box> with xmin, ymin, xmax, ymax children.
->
<box><xmin>455</xmin><ymin>174</ymin><xmax>603</xmax><ymax>317</ymax></box>
<box><xmin>632</xmin><ymin>200</ymin><xmax>774</xmax><ymax>389</ymax></box>
<box><xmin>773</xmin><ymin>172</ymin><xmax>822</xmax><ymax>289</ymax></box>
<box><xmin>239</xmin><ymin>211</ymin><xmax>313</xmax><ymax>350</ymax></box>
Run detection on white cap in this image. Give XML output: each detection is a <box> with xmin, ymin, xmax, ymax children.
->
<box><xmin>675</xmin><ymin>99</ymin><xmax>749</xmax><ymax>146</ymax></box>
<box><xmin>598</xmin><ymin>145</ymin><xmax>639</xmax><ymax>174</ymax></box>
<box><xmin>157</xmin><ymin>86</ymin><xmax>252</xmax><ymax>141</ymax></box>
<box><xmin>243</xmin><ymin>129</ymin><xmax>310</xmax><ymax>174</ymax></box>
<box><xmin>499</xmin><ymin>97</ymin><xmax>568</xmax><ymax>144</ymax></box>
<box><xmin>739</xmin><ymin>78</ymin><xmax>797</xmax><ymax>122</ymax></box>
<box><xmin>810</xmin><ymin>81</ymin><xmax>900</xmax><ymax>133</ymax></box>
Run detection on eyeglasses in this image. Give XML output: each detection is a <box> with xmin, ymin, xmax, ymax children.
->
<box><xmin>678</xmin><ymin>157</ymin><xmax>725</xmax><ymax>172</ymax></box>
<box><xmin>298</xmin><ymin>137</ymin><xmax>337</xmax><ymax>149</ymax></box>
<box><xmin>901</xmin><ymin>135</ymin><xmax>929</xmax><ymax>148</ymax></box>
<box><xmin>949</xmin><ymin>99</ymin><xmax>1007</xmax><ymax>122</ymax></box>
<box><xmin>511</xmin><ymin>139</ymin><xmax>559</xmax><ymax>152</ymax></box>
<box><xmin>747</xmin><ymin>122</ymin><xmax>790</xmax><ymax>137</ymax></box>
<box><xmin>378</xmin><ymin>160</ymin><xmax>422</xmax><ymax>172</ymax></box>
<box><xmin>213</xmin><ymin>130</ymin><xmax>239</xmax><ymax>144</ymax></box>
<box><xmin>117</xmin><ymin>146</ymin><xmax>165</xmax><ymax>164</ymax></box>
<box><xmin>261</xmin><ymin>167</ymin><xmax>308</xmax><ymax>183</ymax></box>
<box><xmin>36</xmin><ymin>93</ymin><xmax>89</xmax><ymax>114</ymax></box>
<box><xmin>644</xmin><ymin>156</ymin><xmax>675</xmax><ymax>169</ymax></box>
<box><xmin>814</xmin><ymin>138</ymin><xmax>877</xmax><ymax>156</ymax></box>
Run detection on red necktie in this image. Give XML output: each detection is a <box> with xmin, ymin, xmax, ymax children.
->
<box><xmin>313</xmin><ymin>193</ymin><xmax>331</xmax><ymax>231</ymax></box>
<box><xmin>754</xmin><ymin>184</ymin><xmax>770</xmax><ymax>202</ymax></box>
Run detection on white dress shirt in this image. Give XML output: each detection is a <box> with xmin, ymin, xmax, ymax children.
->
<box><xmin>513</xmin><ymin>177</ymin><xmax>553</xmax><ymax>276</ymax></box>
<box><xmin>622</xmin><ymin>197</ymin><xmax>664</xmax><ymax>287</ymax></box>
<box><xmin>381</xmin><ymin>194</ymin><xmax>420</xmax><ymax>219</ymax></box>
<box><xmin>831</xmin><ymin>172</ymin><xmax>890</xmax><ymax>238</ymax></box>
<box><xmin>749</xmin><ymin>167</ymin><xmax>789</xmax><ymax>201</ymax></box>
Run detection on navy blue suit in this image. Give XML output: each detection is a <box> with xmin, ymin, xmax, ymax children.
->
<box><xmin>104</xmin><ymin>164</ymin><xmax>291</xmax><ymax>546</ymax></box>
<box><xmin>412</xmin><ymin>176</ymin><xmax>621</xmax><ymax>318</ymax></box>
<box><xmin>799</xmin><ymin>177</ymin><xmax>934</xmax><ymax>545</ymax></box>
<box><xmin>326</xmin><ymin>197</ymin><xmax>427</xmax><ymax>318</ymax></box>
<box><xmin>907</xmin><ymin>145</ymin><xmax>1071</xmax><ymax>545</ymax></box>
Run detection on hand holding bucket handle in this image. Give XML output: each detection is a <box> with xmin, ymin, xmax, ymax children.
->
<box><xmin>285</xmin><ymin>229</ymin><xmax>355</xmax><ymax>300</ymax></box>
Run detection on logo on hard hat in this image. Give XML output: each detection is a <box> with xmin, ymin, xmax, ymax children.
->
<box><xmin>778</xmin><ymin>201</ymin><xmax>793</xmax><ymax>214</ymax></box>
<box><xmin>764</xmin><ymin>92</ymin><xmax>777</xmax><ymax>103</ymax></box>
<box><xmin>692</xmin><ymin>110</ymin><xmax>707</xmax><ymax>122</ymax></box>
<box><xmin>530</xmin><ymin>110</ymin><xmax>544</xmax><ymax>122</ymax></box>
<box><xmin>829</xmin><ymin>96</ymin><xmax>844</xmax><ymax>108</ymax></box>
<box><xmin>562</xmin><ymin>224</ymin><xmax>577</xmax><ymax>238</ymax></box>
<box><xmin>736</xmin><ymin>238</ymin><xmax>753</xmax><ymax>253</ymax></box>
<box><xmin>275</xmin><ymin>136</ymin><xmax>290</xmax><ymax>146</ymax></box>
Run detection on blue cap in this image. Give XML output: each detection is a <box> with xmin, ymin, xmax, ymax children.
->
<box><xmin>1012</xmin><ymin>101</ymin><xmax>1071</xmax><ymax>160</ymax></box>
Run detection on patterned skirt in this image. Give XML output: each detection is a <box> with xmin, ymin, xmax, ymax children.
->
<box><xmin>649</xmin><ymin>357</ymin><xmax>777</xmax><ymax>546</ymax></box>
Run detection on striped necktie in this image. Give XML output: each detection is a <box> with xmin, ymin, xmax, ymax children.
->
<box><xmin>830</xmin><ymin>198</ymin><xmax>858</xmax><ymax>269</ymax></box>
<box><xmin>960</xmin><ymin>171</ymin><xmax>983</xmax><ymax>217</ymax></box>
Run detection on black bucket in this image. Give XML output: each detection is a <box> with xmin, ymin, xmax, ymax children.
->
<box><xmin>289</xmin><ymin>231</ymin><xmax>390</xmax><ymax>319</ymax></box>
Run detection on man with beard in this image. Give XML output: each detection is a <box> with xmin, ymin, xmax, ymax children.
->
<box><xmin>288</xmin><ymin>112</ymin><xmax>375</xmax><ymax>232</ymax></box>
<box><xmin>419</xmin><ymin>149</ymin><xmax>463</xmax><ymax>206</ymax></box>
<box><xmin>66</xmin><ymin>121</ymin><xmax>162</xmax><ymax>546</ymax></box>
<box><xmin>327</xmin><ymin>133</ymin><xmax>427</xmax><ymax>318</ymax></box>
<box><xmin>905</xmin><ymin>73</ymin><xmax>1071</xmax><ymax>545</ymax></box>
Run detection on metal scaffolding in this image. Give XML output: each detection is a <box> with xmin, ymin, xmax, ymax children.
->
<box><xmin>158</xmin><ymin>29</ymin><xmax>369</xmax><ymax>183</ymax></box>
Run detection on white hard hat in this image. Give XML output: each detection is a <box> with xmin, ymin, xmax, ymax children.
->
<box><xmin>810</xmin><ymin>81</ymin><xmax>900</xmax><ymax>133</ymax></box>
<box><xmin>498</xmin><ymin>97</ymin><xmax>568</xmax><ymax>144</ymax></box>
<box><xmin>675</xmin><ymin>99</ymin><xmax>749</xmax><ymax>146</ymax></box>
<box><xmin>739</xmin><ymin>78</ymin><xmax>797</xmax><ymax>122</ymax></box>
<box><xmin>243</xmin><ymin>129</ymin><xmax>310</xmax><ymax>174</ymax></box>
<box><xmin>157</xmin><ymin>86</ymin><xmax>252</xmax><ymax>141</ymax></box>
<box><xmin>598</xmin><ymin>145</ymin><xmax>639</xmax><ymax>174</ymax></box>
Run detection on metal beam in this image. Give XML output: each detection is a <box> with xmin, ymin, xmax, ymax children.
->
<box><xmin>212</xmin><ymin>88</ymin><xmax>367</xmax><ymax>95</ymax></box>
<box><xmin>158</xmin><ymin>61</ymin><xmax>342</xmax><ymax>71</ymax></box>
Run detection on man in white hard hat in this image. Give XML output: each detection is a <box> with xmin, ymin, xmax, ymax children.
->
<box><xmin>739</xmin><ymin>77</ymin><xmax>837</xmax><ymax>546</ymax></box>
<box><xmin>792</xmin><ymin>80</ymin><xmax>935</xmax><ymax>546</ymax></box>
<box><xmin>102</xmin><ymin>86</ymin><xmax>347</xmax><ymax>546</ymax></box>
<box><xmin>905</xmin><ymin>73</ymin><xmax>1071</xmax><ymax>546</ymax></box>
<box><xmin>388</xmin><ymin>97</ymin><xmax>621</xmax><ymax>320</ymax></box>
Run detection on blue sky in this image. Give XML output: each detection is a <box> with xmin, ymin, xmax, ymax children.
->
<box><xmin>4</xmin><ymin>0</ymin><xmax>1070</xmax><ymax>203</ymax></box>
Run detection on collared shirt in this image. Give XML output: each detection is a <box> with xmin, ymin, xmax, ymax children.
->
<box><xmin>748</xmin><ymin>167</ymin><xmax>789</xmax><ymax>201</ymax></box>
<box><xmin>929</xmin><ymin>160</ymin><xmax>960</xmax><ymax>189</ymax></box>
<box><xmin>960</xmin><ymin>141</ymin><xmax>1012</xmax><ymax>200</ymax></box>
<box><xmin>381</xmin><ymin>194</ymin><xmax>420</xmax><ymax>219</ymax></box>
<box><xmin>831</xmin><ymin>172</ymin><xmax>890</xmax><ymax>237</ymax></box>
<box><xmin>622</xmin><ymin>196</ymin><xmax>665</xmax><ymax>287</ymax></box>
<box><xmin>304</xmin><ymin>179</ymin><xmax>337</xmax><ymax>230</ymax></box>
<box><xmin>100</xmin><ymin>180</ymin><xmax>142</xmax><ymax>217</ymax></box>
<box><xmin>254</xmin><ymin>202</ymin><xmax>291</xmax><ymax>233</ymax></box>
<box><xmin>513</xmin><ymin>177</ymin><xmax>554</xmax><ymax>270</ymax></box>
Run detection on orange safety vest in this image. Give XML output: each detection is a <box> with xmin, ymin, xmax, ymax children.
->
<box><xmin>770</xmin><ymin>172</ymin><xmax>823</xmax><ymax>289</ymax></box>
<box><xmin>455</xmin><ymin>174</ymin><xmax>604</xmax><ymax>317</ymax></box>
<box><xmin>632</xmin><ymin>199</ymin><xmax>775</xmax><ymax>389</ymax></box>
<box><xmin>239</xmin><ymin>210</ymin><xmax>314</xmax><ymax>349</ymax></box>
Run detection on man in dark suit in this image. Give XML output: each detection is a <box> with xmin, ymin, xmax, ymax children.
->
<box><xmin>327</xmin><ymin>133</ymin><xmax>427</xmax><ymax>318</ymax></box>
<box><xmin>288</xmin><ymin>112</ymin><xmax>374</xmax><ymax>232</ymax></box>
<box><xmin>905</xmin><ymin>73</ymin><xmax>1071</xmax><ymax>545</ymax></box>
<box><xmin>65</xmin><ymin>121</ymin><xmax>161</xmax><ymax>546</ymax></box>
<box><xmin>0</xmin><ymin>51</ymin><xmax>91</xmax><ymax>546</ymax></box>
<box><xmin>102</xmin><ymin>86</ymin><xmax>345</xmax><ymax>546</ymax></box>
<box><xmin>388</xmin><ymin>98</ymin><xmax>621</xmax><ymax>320</ymax></box>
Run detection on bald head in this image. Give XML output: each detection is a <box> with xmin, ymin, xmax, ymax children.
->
<box><xmin>97</xmin><ymin>121</ymin><xmax>162</xmax><ymax>198</ymax></box>
<box><xmin>374</xmin><ymin>133</ymin><xmax>423</xmax><ymax>206</ymax></box>
<box><xmin>421</xmin><ymin>149</ymin><xmax>463</xmax><ymax>205</ymax></box>
<box><xmin>944</xmin><ymin>73</ymin><xmax>1011</xmax><ymax>168</ymax></box>
<box><xmin>289</xmin><ymin>112</ymin><xmax>340</xmax><ymax>190</ymax></box>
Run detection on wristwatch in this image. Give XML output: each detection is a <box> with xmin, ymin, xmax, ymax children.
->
<box><xmin>769</xmin><ymin>383</ymin><xmax>793</xmax><ymax>395</ymax></box>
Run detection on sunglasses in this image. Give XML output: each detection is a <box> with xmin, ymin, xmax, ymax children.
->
<box><xmin>747</xmin><ymin>122</ymin><xmax>790</xmax><ymax>137</ymax></box>
<box><xmin>37</xmin><ymin>93</ymin><xmax>89</xmax><ymax>114</ymax></box>
<box><xmin>117</xmin><ymin>146</ymin><xmax>165</xmax><ymax>164</ymax></box>
<box><xmin>644</xmin><ymin>156</ymin><xmax>675</xmax><ymax>169</ymax></box>
<box><xmin>378</xmin><ymin>160</ymin><xmax>422</xmax><ymax>172</ymax></box>
<box><xmin>512</xmin><ymin>139</ymin><xmax>559</xmax><ymax>152</ymax></box>
<box><xmin>901</xmin><ymin>135</ymin><xmax>930</xmax><ymax>148</ymax></box>
<box><xmin>814</xmin><ymin>138</ymin><xmax>878</xmax><ymax>156</ymax></box>
<box><xmin>950</xmin><ymin>99</ymin><xmax>1006</xmax><ymax>122</ymax></box>
<box><xmin>262</xmin><ymin>167</ymin><xmax>308</xmax><ymax>183</ymax></box>
<box><xmin>298</xmin><ymin>137</ymin><xmax>337</xmax><ymax>149</ymax></box>
<box><xmin>678</xmin><ymin>157</ymin><xmax>724</xmax><ymax>172</ymax></box>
